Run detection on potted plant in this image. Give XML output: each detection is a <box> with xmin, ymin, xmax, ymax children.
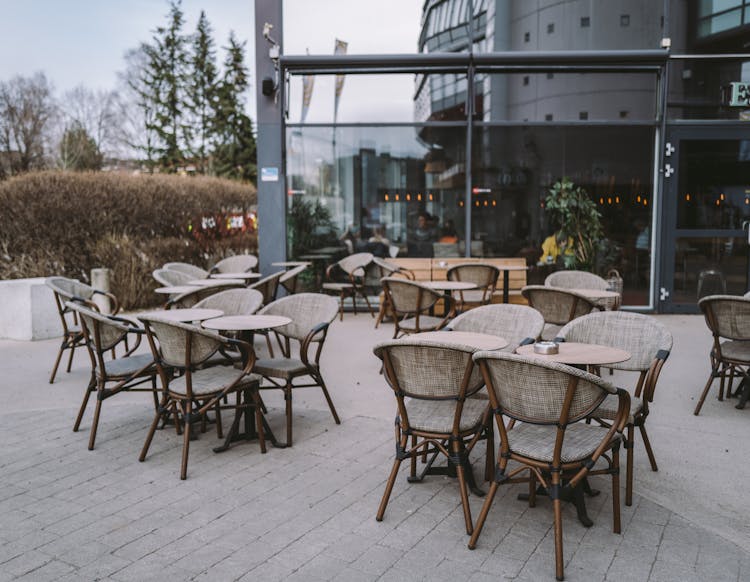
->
<box><xmin>544</xmin><ymin>178</ymin><xmax>611</xmax><ymax>272</ymax></box>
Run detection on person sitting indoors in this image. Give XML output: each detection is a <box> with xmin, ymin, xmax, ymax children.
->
<box><xmin>366</xmin><ymin>226</ymin><xmax>390</xmax><ymax>258</ymax></box>
<box><xmin>538</xmin><ymin>230</ymin><xmax>574</xmax><ymax>266</ymax></box>
<box><xmin>438</xmin><ymin>219</ymin><xmax>459</xmax><ymax>243</ymax></box>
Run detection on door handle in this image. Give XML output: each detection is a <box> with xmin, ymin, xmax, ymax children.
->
<box><xmin>743</xmin><ymin>221</ymin><xmax>750</xmax><ymax>244</ymax></box>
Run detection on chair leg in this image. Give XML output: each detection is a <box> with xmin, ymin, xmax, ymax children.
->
<box><xmin>318</xmin><ymin>376</ymin><xmax>340</xmax><ymax>424</ymax></box>
<box><xmin>285</xmin><ymin>384</ymin><xmax>293</xmax><ymax>446</ymax></box>
<box><xmin>73</xmin><ymin>375</ymin><xmax>96</xmax><ymax>432</ymax></box>
<box><xmin>612</xmin><ymin>444</ymin><xmax>622</xmax><ymax>534</ymax></box>
<box><xmin>49</xmin><ymin>338</ymin><xmax>68</xmax><ymax>383</ymax></box>
<box><xmin>180</xmin><ymin>403</ymin><xmax>192</xmax><ymax>480</ymax></box>
<box><xmin>467</xmin><ymin>481</ymin><xmax>499</xmax><ymax>549</ymax></box>
<box><xmin>694</xmin><ymin>369</ymin><xmax>717</xmax><ymax>415</ymax></box>
<box><xmin>484</xmin><ymin>425</ymin><xmax>494</xmax><ymax>483</ymax></box>
<box><xmin>65</xmin><ymin>341</ymin><xmax>77</xmax><ymax>373</ymax></box>
<box><xmin>718</xmin><ymin>364</ymin><xmax>726</xmax><ymax>401</ymax></box>
<box><xmin>215</xmin><ymin>401</ymin><xmax>223</xmax><ymax>439</ymax></box>
<box><xmin>528</xmin><ymin>469</ymin><xmax>537</xmax><ymax>507</ymax></box>
<box><xmin>338</xmin><ymin>293</ymin><xmax>344</xmax><ymax>321</ymax></box>
<box><xmin>139</xmin><ymin>398</ymin><xmax>166</xmax><ymax>462</ymax></box>
<box><xmin>639</xmin><ymin>424</ymin><xmax>658</xmax><ymax>472</ymax></box>
<box><xmin>552</xmin><ymin>472</ymin><xmax>565</xmax><ymax>581</ymax></box>
<box><xmin>88</xmin><ymin>397</ymin><xmax>104</xmax><ymax>451</ymax></box>
<box><xmin>454</xmin><ymin>458</ymin><xmax>474</xmax><ymax>535</ymax></box>
<box><xmin>376</xmin><ymin>434</ymin><xmax>407</xmax><ymax>521</ymax></box>
<box><xmin>625</xmin><ymin>424</ymin><xmax>635</xmax><ymax>507</ymax></box>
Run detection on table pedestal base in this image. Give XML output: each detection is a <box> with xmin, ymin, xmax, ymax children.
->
<box><xmin>407</xmin><ymin>445</ymin><xmax>486</xmax><ymax>497</ymax></box>
<box><xmin>213</xmin><ymin>388</ymin><xmax>287</xmax><ymax>453</ymax></box>
<box><xmin>517</xmin><ymin>478</ymin><xmax>599</xmax><ymax>527</ymax></box>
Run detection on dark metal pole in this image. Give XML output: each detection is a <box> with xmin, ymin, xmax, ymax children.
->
<box><xmin>464</xmin><ymin>0</ymin><xmax>474</xmax><ymax>258</ymax></box>
<box><xmin>255</xmin><ymin>0</ymin><xmax>286</xmax><ymax>275</ymax></box>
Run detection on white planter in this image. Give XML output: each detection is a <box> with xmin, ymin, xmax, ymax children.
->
<box><xmin>0</xmin><ymin>278</ymin><xmax>62</xmax><ymax>340</ymax></box>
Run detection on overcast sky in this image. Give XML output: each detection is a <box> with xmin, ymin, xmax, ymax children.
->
<box><xmin>0</xmin><ymin>0</ymin><xmax>422</xmax><ymax>122</ymax></box>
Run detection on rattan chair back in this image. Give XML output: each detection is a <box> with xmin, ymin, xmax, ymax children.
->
<box><xmin>475</xmin><ymin>351</ymin><xmax>613</xmax><ymax>425</ymax></box>
<box><xmin>699</xmin><ymin>294</ymin><xmax>750</xmax><ymax>341</ymax></box>
<box><xmin>72</xmin><ymin>303</ymin><xmax>129</xmax><ymax>353</ymax></box>
<box><xmin>248</xmin><ymin>271</ymin><xmax>284</xmax><ymax>304</ymax></box>
<box><xmin>521</xmin><ymin>285</ymin><xmax>596</xmax><ymax>326</ymax></box>
<box><xmin>447</xmin><ymin>263</ymin><xmax>500</xmax><ymax>304</ymax></box>
<box><xmin>545</xmin><ymin>270</ymin><xmax>609</xmax><ymax>290</ymax></box>
<box><xmin>372</xmin><ymin>257</ymin><xmax>415</xmax><ymax>279</ymax></box>
<box><xmin>337</xmin><ymin>252</ymin><xmax>373</xmax><ymax>276</ymax></box>
<box><xmin>140</xmin><ymin>316</ymin><xmax>222</xmax><ymax>372</ymax></box>
<box><xmin>193</xmin><ymin>288</ymin><xmax>263</xmax><ymax>315</ymax></box>
<box><xmin>449</xmin><ymin>304</ymin><xmax>544</xmax><ymax>351</ymax></box>
<box><xmin>166</xmin><ymin>282</ymin><xmax>243</xmax><ymax>309</ymax></box>
<box><xmin>258</xmin><ymin>293</ymin><xmax>339</xmax><ymax>342</ymax></box>
<box><xmin>163</xmin><ymin>262</ymin><xmax>208</xmax><ymax>279</ymax></box>
<box><xmin>559</xmin><ymin>311</ymin><xmax>672</xmax><ymax>373</ymax></box>
<box><xmin>211</xmin><ymin>254</ymin><xmax>258</xmax><ymax>273</ymax></box>
<box><xmin>47</xmin><ymin>276</ymin><xmax>96</xmax><ymax>302</ymax></box>
<box><xmin>153</xmin><ymin>268</ymin><xmax>193</xmax><ymax>287</ymax></box>
<box><xmin>382</xmin><ymin>277</ymin><xmax>441</xmax><ymax>315</ymax></box>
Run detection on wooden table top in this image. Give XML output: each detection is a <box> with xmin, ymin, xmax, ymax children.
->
<box><xmin>568</xmin><ymin>288</ymin><xmax>621</xmax><ymax>300</ymax></box>
<box><xmin>201</xmin><ymin>315</ymin><xmax>292</xmax><ymax>331</ymax></box>
<box><xmin>187</xmin><ymin>278</ymin><xmax>245</xmax><ymax>286</ymax></box>
<box><xmin>421</xmin><ymin>281</ymin><xmax>477</xmax><ymax>291</ymax></box>
<box><xmin>515</xmin><ymin>342</ymin><xmax>630</xmax><ymax>365</ymax></box>
<box><xmin>410</xmin><ymin>331</ymin><xmax>508</xmax><ymax>351</ymax></box>
<box><xmin>210</xmin><ymin>272</ymin><xmax>262</xmax><ymax>280</ymax></box>
<box><xmin>138</xmin><ymin>308</ymin><xmax>224</xmax><ymax>323</ymax></box>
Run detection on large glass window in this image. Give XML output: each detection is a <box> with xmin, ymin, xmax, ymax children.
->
<box><xmin>668</xmin><ymin>58</ymin><xmax>750</xmax><ymax>120</ymax></box>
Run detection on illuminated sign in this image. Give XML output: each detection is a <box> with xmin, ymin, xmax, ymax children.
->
<box><xmin>728</xmin><ymin>82</ymin><xmax>750</xmax><ymax>107</ymax></box>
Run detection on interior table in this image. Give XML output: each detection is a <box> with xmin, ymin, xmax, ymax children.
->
<box><xmin>498</xmin><ymin>265</ymin><xmax>530</xmax><ymax>304</ymax></box>
<box><xmin>138</xmin><ymin>308</ymin><xmax>224</xmax><ymax>323</ymax></box>
<box><xmin>201</xmin><ymin>314</ymin><xmax>292</xmax><ymax>452</ymax></box>
<box><xmin>514</xmin><ymin>340</ymin><xmax>631</xmax><ymax>527</ymax></box>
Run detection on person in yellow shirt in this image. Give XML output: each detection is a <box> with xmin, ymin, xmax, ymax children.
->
<box><xmin>539</xmin><ymin>231</ymin><xmax>574</xmax><ymax>265</ymax></box>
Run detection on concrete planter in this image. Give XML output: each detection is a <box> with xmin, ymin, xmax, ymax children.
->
<box><xmin>0</xmin><ymin>278</ymin><xmax>61</xmax><ymax>340</ymax></box>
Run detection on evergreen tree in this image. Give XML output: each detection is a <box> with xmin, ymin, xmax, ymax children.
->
<box><xmin>186</xmin><ymin>11</ymin><xmax>218</xmax><ymax>174</ymax></box>
<box><xmin>212</xmin><ymin>33</ymin><xmax>257</xmax><ymax>183</ymax></box>
<box><xmin>144</xmin><ymin>0</ymin><xmax>189</xmax><ymax>172</ymax></box>
<box><xmin>58</xmin><ymin>122</ymin><xmax>103</xmax><ymax>171</ymax></box>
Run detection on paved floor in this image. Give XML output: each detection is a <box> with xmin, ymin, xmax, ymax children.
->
<box><xmin>0</xmin><ymin>311</ymin><xmax>748</xmax><ymax>581</ymax></box>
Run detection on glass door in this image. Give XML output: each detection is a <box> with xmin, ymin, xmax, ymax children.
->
<box><xmin>660</xmin><ymin>127</ymin><xmax>750</xmax><ymax>313</ymax></box>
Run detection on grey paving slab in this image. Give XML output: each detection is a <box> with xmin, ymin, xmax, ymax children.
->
<box><xmin>0</xmin><ymin>313</ymin><xmax>747</xmax><ymax>581</ymax></box>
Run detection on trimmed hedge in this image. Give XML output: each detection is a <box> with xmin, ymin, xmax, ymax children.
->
<box><xmin>0</xmin><ymin>171</ymin><xmax>257</xmax><ymax>309</ymax></box>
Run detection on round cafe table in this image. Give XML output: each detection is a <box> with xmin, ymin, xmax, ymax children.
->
<box><xmin>515</xmin><ymin>341</ymin><xmax>630</xmax><ymax>366</ymax></box>
<box><xmin>187</xmin><ymin>278</ymin><xmax>245</xmax><ymax>286</ymax></box>
<box><xmin>421</xmin><ymin>281</ymin><xmax>477</xmax><ymax>316</ymax></box>
<box><xmin>154</xmin><ymin>285</ymin><xmax>197</xmax><ymax>295</ymax></box>
<box><xmin>137</xmin><ymin>308</ymin><xmax>224</xmax><ymax>323</ymax></box>
<box><xmin>567</xmin><ymin>287</ymin><xmax>621</xmax><ymax>310</ymax></box>
<box><xmin>410</xmin><ymin>331</ymin><xmax>508</xmax><ymax>352</ymax></box>
<box><xmin>272</xmin><ymin>261</ymin><xmax>312</xmax><ymax>268</ymax></box>
<box><xmin>201</xmin><ymin>314</ymin><xmax>293</xmax><ymax>452</ymax></box>
<box><xmin>210</xmin><ymin>272</ymin><xmax>262</xmax><ymax>281</ymax></box>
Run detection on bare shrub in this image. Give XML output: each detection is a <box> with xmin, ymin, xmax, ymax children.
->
<box><xmin>0</xmin><ymin>171</ymin><xmax>257</xmax><ymax>309</ymax></box>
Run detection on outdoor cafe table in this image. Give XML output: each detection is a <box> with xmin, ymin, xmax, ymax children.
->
<box><xmin>499</xmin><ymin>264</ymin><xmax>529</xmax><ymax>304</ymax></box>
<box><xmin>154</xmin><ymin>285</ymin><xmax>198</xmax><ymax>296</ymax></box>
<box><xmin>568</xmin><ymin>287</ymin><xmax>621</xmax><ymax>310</ymax></box>
<box><xmin>187</xmin><ymin>278</ymin><xmax>246</xmax><ymax>286</ymax></box>
<box><xmin>209</xmin><ymin>272</ymin><xmax>262</xmax><ymax>281</ymax></box>
<box><xmin>420</xmin><ymin>280</ymin><xmax>477</xmax><ymax>316</ymax></box>
<box><xmin>201</xmin><ymin>314</ymin><xmax>292</xmax><ymax>452</ymax></box>
<box><xmin>514</xmin><ymin>340</ymin><xmax>631</xmax><ymax>526</ymax></box>
<box><xmin>137</xmin><ymin>308</ymin><xmax>224</xmax><ymax>323</ymax></box>
<box><xmin>272</xmin><ymin>261</ymin><xmax>312</xmax><ymax>268</ymax></box>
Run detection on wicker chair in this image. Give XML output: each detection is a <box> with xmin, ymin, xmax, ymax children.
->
<box><xmin>322</xmin><ymin>252</ymin><xmax>375</xmax><ymax>321</ymax></box>
<box><xmin>521</xmin><ymin>285</ymin><xmax>598</xmax><ymax>340</ymax></box>
<box><xmin>279</xmin><ymin>264</ymin><xmax>308</xmax><ymax>295</ymax></box>
<box><xmin>67</xmin><ymin>303</ymin><xmax>159</xmax><ymax>450</ymax></box>
<box><xmin>468</xmin><ymin>351</ymin><xmax>629</xmax><ymax>581</ymax></box>
<box><xmin>381</xmin><ymin>277</ymin><xmax>455</xmax><ymax>339</ymax></box>
<box><xmin>165</xmin><ymin>282</ymin><xmax>244</xmax><ymax>309</ymax></box>
<box><xmin>210</xmin><ymin>254</ymin><xmax>259</xmax><ymax>274</ymax></box>
<box><xmin>163</xmin><ymin>262</ymin><xmax>209</xmax><ymax>279</ymax></box>
<box><xmin>152</xmin><ymin>268</ymin><xmax>193</xmax><ymax>287</ymax></box>
<box><xmin>545</xmin><ymin>270</ymin><xmax>620</xmax><ymax>310</ymax></box>
<box><xmin>139</xmin><ymin>315</ymin><xmax>262</xmax><ymax>479</ymax></box>
<box><xmin>695</xmin><ymin>295</ymin><xmax>750</xmax><ymax>415</ymax></box>
<box><xmin>370</xmin><ymin>257</ymin><xmax>415</xmax><ymax>328</ymax></box>
<box><xmin>253</xmin><ymin>294</ymin><xmax>340</xmax><ymax>446</ymax></box>
<box><xmin>248</xmin><ymin>271</ymin><xmax>284</xmax><ymax>305</ymax></box>
<box><xmin>448</xmin><ymin>304</ymin><xmax>545</xmax><ymax>352</ymax></box>
<box><xmin>446</xmin><ymin>263</ymin><xmax>501</xmax><ymax>312</ymax></box>
<box><xmin>373</xmin><ymin>337</ymin><xmax>493</xmax><ymax>535</ymax></box>
<box><xmin>558</xmin><ymin>311</ymin><xmax>672</xmax><ymax>506</ymax></box>
<box><xmin>45</xmin><ymin>277</ymin><xmax>121</xmax><ymax>383</ymax></box>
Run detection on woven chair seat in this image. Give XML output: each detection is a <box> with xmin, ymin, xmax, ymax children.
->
<box><xmin>455</xmin><ymin>290</ymin><xmax>490</xmax><ymax>304</ymax></box>
<box><xmin>403</xmin><ymin>398</ymin><xmax>488</xmax><ymax>433</ymax></box>
<box><xmin>254</xmin><ymin>357</ymin><xmax>313</xmax><ymax>379</ymax></box>
<box><xmin>593</xmin><ymin>393</ymin><xmax>642</xmax><ymax>424</ymax></box>
<box><xmin>322</xmin><ymin>282</ymin><xmax>354</xmax><ymax>291</ymax></box>
<box><xmin>509</xmin><ymin>422</ymin><xmax>621</xmax><ymax>463</ymax></box>
<box><xmin>399</xmin><ymin>315</ymin><xmax>447</xmax><ymax>332</ymax></box>
<box><xmin>718</xmin><ymin>340</ymin><xmax>750</xmax><ymax>362</ymax></box>
<box><xmin>168</xmin><ymin>367</ymin><xmax>260</xmax><ymax>397</ymax></box>
<box><xmin>101</xmin><ymin>353</ymin><xmax>155</xmax><ymax>378</ymax></box>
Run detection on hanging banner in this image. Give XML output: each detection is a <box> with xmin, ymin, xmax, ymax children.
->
<box><xmin>300</xmin><ymin>49</ymin><xmax>315</xmax><ymax>123</ymax></box>
<box><xmin>333</xmin><ymin>39</ymin><xmax>348</xmax><ymax>123</ymax></box>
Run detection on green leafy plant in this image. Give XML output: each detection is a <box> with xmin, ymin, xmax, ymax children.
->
<box><xmin>287</xmin><ymin>198</ymin><xmax>336</xmax><ymax>258</ymax></box>
<box><xmin>545</xmin><ymin>178</ymin><xmax>605</xmax><ymax>271</ymax></box>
